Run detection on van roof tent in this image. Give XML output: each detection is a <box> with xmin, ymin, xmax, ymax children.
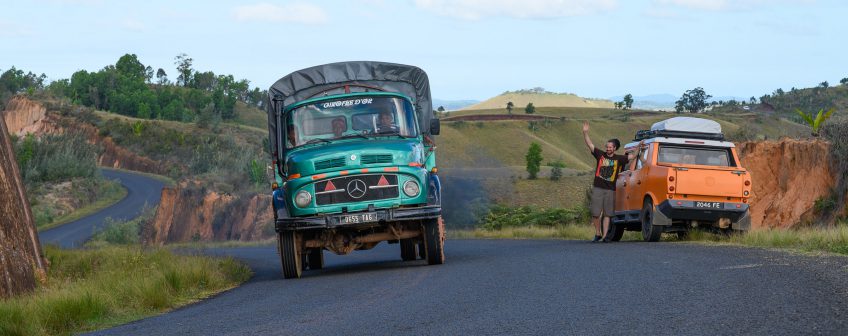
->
<box><xmin>634</xmin><ymin>117</ymin><xmax>724</xmax><ymax>141</ymax></box>
<box><xmin>266</xmin><ymin>61</ymin><xmax>433</xmax><ymax>159</ymax></box>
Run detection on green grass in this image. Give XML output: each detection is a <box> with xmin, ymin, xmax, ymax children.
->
<box><xmin>38</xmin><ymin>181</ymin><xmax>127</xmax><ymax>231</ymax></box>
<box><xmin>456</xmin><ymin>220</ymin><xmax>848</xmax><ymax>256</ymax></box>
<box><xmin>0</xmin><ymin>246</ymin><xmax>251</xmax><ymax>336</ymax></box>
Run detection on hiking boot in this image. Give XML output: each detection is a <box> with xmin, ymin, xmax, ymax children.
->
<box><xmin>592</xmin><ymin>235</ymin><xmax>602</xmax><ymax>242</ymax></box>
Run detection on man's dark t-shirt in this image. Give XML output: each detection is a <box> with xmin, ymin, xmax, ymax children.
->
<box><xmin>592</xmin><ymin>148</ymin><xmax>629</xmax><ymax>190</ymax></box>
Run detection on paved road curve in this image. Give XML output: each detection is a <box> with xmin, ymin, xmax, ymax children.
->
<box><xmin>39</xmin><ymin>169</ymin><xmax>165</xmax><ymax>248</ymax></box>
<box><xmin>90</xmin><ymin>239</ymin><xmax>848</xmax><ymax>335</ymax></box>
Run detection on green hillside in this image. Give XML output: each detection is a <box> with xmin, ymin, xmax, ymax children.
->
<box><xmin>436</xmin><ymin>106</ymin><xmax>809</xmax><ymax>225</ymax></box>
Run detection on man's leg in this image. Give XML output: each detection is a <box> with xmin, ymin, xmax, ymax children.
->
<box><xmin>602</xmin><ymin>216</ymin><xmax>610</xmax><ymax>239</ymax></box>
<box><xmin>592</xmin><ymin>216</ymin><xmax>601</xmax><ymax>237</ymax></box>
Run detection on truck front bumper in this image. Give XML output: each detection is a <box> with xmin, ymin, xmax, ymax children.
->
<box><xmin>276</xmin><ymin>205</ymin><xmax>441</xmax><ymax>231</ymax></box>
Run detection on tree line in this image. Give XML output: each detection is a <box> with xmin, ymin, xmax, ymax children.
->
<box><xmin>1</xmin><ymin>53</ymin><xmax>269</xmax><ymax>125</ymax></box>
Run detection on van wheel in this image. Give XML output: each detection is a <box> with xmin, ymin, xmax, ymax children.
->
<box><xmin>609</xmin><ymin>223</ymin><xmax>625</xmax><ymax>242</ymax></box>
<box><xmin>400</xmin><ymin>238</ymin><xmax>417</xmax><ymax>261</ymax></box>
<box><xmin>641</xmin><ymin>200</ymin><xmax>663</xmax><ymax>242</ymax></box>
<box><xmin>279</xmin><ymin>231</ymin><xmax>302</xmax><ymax>279</ymax></box>
<box><xmin>307</xmin><ymin>249</ymin><xmax>324</xmax><ymax>270</ymax></box>
<box><xmin>424</xmin><ymin>217</ymin><xmax>445</xmax><ymax>265</ymax></box>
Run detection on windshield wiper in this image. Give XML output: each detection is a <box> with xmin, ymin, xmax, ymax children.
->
<box><xmin>339</xmin><ymin>133</ymin><xmax>370</xmax><ymax>140</ymax></box>
<box><xmin>304</xmin><ymin>138</ymin><xmax>331</xmax><ymax>145</ymax></box>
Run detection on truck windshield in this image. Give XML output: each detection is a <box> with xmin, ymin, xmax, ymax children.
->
<box><xmin>285</xmin><ymin>96</ymin><xmax>418</xmax><ymax>148</ymax></box>
<box><xmin>658</xmin><ymin>145</ymin><xmax>735</xmax><ymax>167</ymax></box>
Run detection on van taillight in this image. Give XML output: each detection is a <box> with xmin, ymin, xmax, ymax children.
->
<box><xmin>669</xmin><ymin>186</ymin><xmax>675</xmax><ymax>192</ymax></box>
<box><xmin>745</xmin><ymin>180</ymin><xmax>751</xmax><ymax>186</ymax></box>
<box><xmin>668</xmin><ymin>176</ymin><xmax>675</xmax><ymax>182</ymax></box>
<box><xmin>743</xmin><ymin>199</ymin><xmax>748</xmax><ymax>203</ymax></box>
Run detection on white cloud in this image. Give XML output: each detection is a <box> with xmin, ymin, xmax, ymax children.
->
<box><xmin>655</xmin><ymin>0</ymin><xmax>814</xmax><ymax>11</ymax></box>
<box><xmin>233</xmin><ymin>2</ymin><xmax>328</xmax><ymax>24</ymax></box>
<box><xmin>414</xmin><ymin>0</ymin><xmax>617</xmax><ymax>20</ymax></box>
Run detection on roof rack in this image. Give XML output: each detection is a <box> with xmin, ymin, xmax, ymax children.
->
<box><xmin>634</xmin><ymin>129</ymin><xmax>725</xmax><ymax>141</ymax></box>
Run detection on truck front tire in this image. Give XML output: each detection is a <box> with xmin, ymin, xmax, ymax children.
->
<box><xmin>424</xmin><ymin>217</ymin><xmax>445</xmax><ymax>265</ymax></box>
<box><xmin>400</xmin><ymin>238</ymin><xmax>417</xmax><ymax>261</ymax></box>
<box><xmin>279</xmin><ymin>231</ymin><xmax>303</xmax><ymax>279</ymax></box>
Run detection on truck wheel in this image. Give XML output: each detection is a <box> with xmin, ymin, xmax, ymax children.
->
<box><xmin>418</xmin><ymin>242</ymin><xmax>426</xmax><ymax>260</ymax></box>
<box><xmin>640</xmin><ymin>200</ymin><xmax>663</xmax><ymax>242</ymax></box>
<box><xmin>307</xmin><ymin>249</ymin><xmax>324</xmax><ymax>270</ymax></box>
<box><xmin>400</xmin><ymin>238</ymin><xmax>417</xmax><ymax>261</ymax></box>
<box><xmin>423</xmin><ymin>217</ymin><xmax>445</xmax><ymax>265</ymax></box>
<box><xmin>609</xmin><ymin>223</ymin><xmax>625</xmax><ymax>242</ymax></box>
<box><xmin>278</xmin><ymin>231</ymin><xmax>302</xmax><ymax>279</ymax></box>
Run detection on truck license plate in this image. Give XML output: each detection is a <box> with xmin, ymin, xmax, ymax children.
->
<box><xmin>695</xmin><ymin>202</ymin><xmax>722</xmax><ymax>209</ymax></box>
<box><xmin>339</xmin><ymin>212</ymin><xmax>377</xmax><ymax>224</ymax></box>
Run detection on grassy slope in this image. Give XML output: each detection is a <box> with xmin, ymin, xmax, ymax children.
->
<box><xmin>461</xmin><ymin>92</ymin><xmax>614</xmax><ymax>110</ymax></box>
<box><xmin>437</xmin><ymin>107</ymin><xmax>808</xmax><ymax>209</ymax></box>
<box><xmin>0</xmin><ymin>246</ymin><xmax>251</xmax><ymax>336</ymax></box>
<box><xmin>38</xmin><ymin>181</ymin><xmax>127</xmax><ymax>231</ymax></box>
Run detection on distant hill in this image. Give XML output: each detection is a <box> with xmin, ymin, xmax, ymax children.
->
<box><xmin>461</xmin><ymin>89</ymin><xmax>613</xmax><ymax>111</ymax></box>
<box><xmin>433</xmin><ymin>98</ymin><xmax>480</xmax><ymax>111</ymax></box>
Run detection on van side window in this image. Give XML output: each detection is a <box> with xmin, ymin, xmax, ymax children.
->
<box><xmin>636</xmin><ymin>146</ymin><xmax>649</xmax><ymax>170</ymax></box>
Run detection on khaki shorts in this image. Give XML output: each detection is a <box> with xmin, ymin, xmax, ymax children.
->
<box><xmin>590</xmin><ymin>187</ymin><xmax>615</xmax><ymax>217</ymax></box>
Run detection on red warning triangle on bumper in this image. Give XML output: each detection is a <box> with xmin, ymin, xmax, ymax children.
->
<box><xmin>325</xmin><ymin>180</ymin><xmax>337</xmax><ymax>191</ymax></box>
<box><xmin>377</xmin><ymin>175</ymin><xmax>390</xmax><ymax>186</ymax></box>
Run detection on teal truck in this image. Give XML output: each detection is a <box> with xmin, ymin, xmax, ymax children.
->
<box><xmin>266</xmin><ymin>61</ymin><xmax>444</xmax><ymax>278</ymax></box>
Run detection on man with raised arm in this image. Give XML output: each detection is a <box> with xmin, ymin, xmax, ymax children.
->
<box><xmin>582</xmin><ymin>121</ymin><xmax>638</xmax><ymax>242</ymax></box>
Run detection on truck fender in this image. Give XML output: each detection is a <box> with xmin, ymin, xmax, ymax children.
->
<box><xmin>272</xmin><ymin>188</ymin><xmax>290</xmax><ymax>219</ymax></box>
<box><xmin>733</xmin><ymin>210</ymin><xmax>751</xmax><ymax>231</ymax></box>
<box><xmin>427</xmin><ymin>174</ymin><xmax>441</xmax><ymax>206</ymax></box>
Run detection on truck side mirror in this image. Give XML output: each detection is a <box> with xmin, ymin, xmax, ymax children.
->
<box><xmin>430</xmin><ymin>118</ymin><xmax>440</xmax><ymax>135</ymax></box>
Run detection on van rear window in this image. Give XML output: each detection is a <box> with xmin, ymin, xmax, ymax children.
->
<box><xmin>658</xmin><ymin>145</ymin><xmax>735</xmax><ymax>167</ymax></box>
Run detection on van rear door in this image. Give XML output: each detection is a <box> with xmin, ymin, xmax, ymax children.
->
<box><xmin>659</xmin><ymin>145</ymin><xmax>746</xmax><ymax>198</ymax></box>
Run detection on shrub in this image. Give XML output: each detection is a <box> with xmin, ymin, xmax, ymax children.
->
<box><xmin>480</xmin><ymin>205</ymin><xmax>584</xmax><ymax>230</ymax></box>
<box><xmin>525</xmin><ymin>142</ymin><xmax>542</xmax><ymax>179</ymax></box>
<box><xmin>14</xmin><ymin>132</ymin><xmax>99</xmax><ymax>184</ymax></box>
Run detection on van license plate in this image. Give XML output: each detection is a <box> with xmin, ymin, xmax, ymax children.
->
<box><xmin>339</xmin><ymin>213</ymin><xmax>377</xmax><ymax>224</ymax></box>
<box><xmin>695</xmin><ymin>202</ymin><xmax>722</xmax><ymax>209</ymax></box>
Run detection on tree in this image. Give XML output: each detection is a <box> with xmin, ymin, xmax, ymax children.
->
<box><xmin>841</xmin><ymin>78</ymin><xmax>848</xmax><ymax>86</ymax></box>
<box><xmin>623</xmin><ymin>94</ymin><xmax>634</xmax><ymax>110</ymax></box>
<box><xmin>819</xmin><ymin>81</ymin><xmax>829</xmax><ymax>89</ymax></box>
<box><xmin>437</xmin><ymin>106</ymin><xmax>445</xmax><ymax>113</ymax></box>
<box><xmin>144</xmin><ymin>66</ymin><xmax>154</xmax><ymax>84</ymax></box>
<box><xmin>525</xmin><ymin>102</ymin><xmax>535</xmax><ymax>114</ymax></box>
<box><xmin>506</xmin><ymin>101</ymin><xmax>514</xmax><ymax>114</ymax></box>
<box><xmin>675</xmin><ymin>87</ymin><xmax>712</xmax><ymax>113</ymax></box>
<box><xmin>0</xmin><ymin>117</ymin><xmax>48</xmax><ymax>298</ymax></box>
<box><xmin>174</xmin><ymin>53</ymin><xmax>194</xmax><ymax>87</ymax></box>
<box><xmin>750</xmin><ymin>96</ymin><xmax>756</xmax><ymax>104</ymax></box>
<box><xmin>796</xmin><ymin>108</ymin><xmax>835</xmax><ymax>137</ymax></box>
<box><xmin>156</xmin><ymin>68</ymin><xmax>168</xmax><ymax>85</ymax></box>
<box><xmin>525</xmin><ymin>142</ymin><xmax>542</xmax><ymax>179</ymax></box>
<box><xmin>549</xmin><ymin>161</ymin><xmax>565</xmax><ymax>181</ymax></box>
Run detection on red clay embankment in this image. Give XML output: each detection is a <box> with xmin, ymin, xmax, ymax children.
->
<box><xmin>739</xmin><ymin>139</ymin><xmax>835</xmax><ymax>229</ymax></box>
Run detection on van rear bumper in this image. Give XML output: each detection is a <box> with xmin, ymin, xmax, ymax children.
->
<box><xmin>657</xmin><ymin>200</ymin><xmax>750</xmax><ymax>230</ymax></box>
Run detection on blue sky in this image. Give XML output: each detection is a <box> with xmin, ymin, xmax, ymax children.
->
<box><xmin>1</xmin><ymin>0</ymin><xmax>845</xmax><ymax>100</ymax></box>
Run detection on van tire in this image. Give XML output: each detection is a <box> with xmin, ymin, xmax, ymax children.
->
<box><xmin>641</xmin><ymin>200</ymin><xmax>663</xmax><ymax>242</ymax></box>
<box><xmin>307</xmin><ymin>248</ymin><xmax>324</xmax><ymax>270</ymax></box>
<box><xmin>424</xmin><ymin>217</ymin><xmax>445</xmax><ymax>265</ymax></box>
<box><xmin>609</xmin><ymin>223</ymin><xmax>625</xmax><ymax>242</ymax></box>
<box><xmin>279</xmin><ymin>231</ymin><xmax>302</xmax><ymax>279</ymax></box>
<box><xmin>400</xmin><ymin>238</ymin><xmax>417</xmax><ymax>261</ymax></box>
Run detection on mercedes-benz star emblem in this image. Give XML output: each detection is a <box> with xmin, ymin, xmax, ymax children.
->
<box><xmin>347</xmin><ymin>179</ymin><xmax>367</xmax><ymax>199</ymax></box>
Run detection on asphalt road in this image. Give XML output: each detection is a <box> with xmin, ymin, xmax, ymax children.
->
<box><xmin>38</xmin><ymin>168</ymin><xmax>165</xmax><ymax>248</ymax></box>
<box><xmin>44</xmin><ymin>169</ymin><xmax>848</xmax><ymax>335</ymax></box>
<box><xmin>90</xmin><ymin>239</ymin><xmax>848</xmax><ymax>335</ymax></box>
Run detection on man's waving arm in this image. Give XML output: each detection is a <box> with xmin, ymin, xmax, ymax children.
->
<box><xmin>582</xmin><ymin>121</ymin><xmax>595</xmax><ymax>153</ymax></box>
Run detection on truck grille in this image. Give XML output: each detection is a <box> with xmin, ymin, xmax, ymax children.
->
<box><xmin>361</xmin><ymin>154</ymin><xmax>393</xmax><ymax>165</ymax></box>
<box><xmin>314</xmin><ymin>174</ymin><xmax>399</xmax><ymax>206</ymax></box>
<box><xmin>314</xmin><ymin>157</ymin><xmax>346</xmax><ymax>171</ymax></box>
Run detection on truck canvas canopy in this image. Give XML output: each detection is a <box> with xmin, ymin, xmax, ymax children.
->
<box><xmin>266</xmin><ymin>61</ymin><xmax>433</xmax><ymax>160</ymax></box>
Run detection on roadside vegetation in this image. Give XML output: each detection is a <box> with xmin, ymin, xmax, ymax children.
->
<box><xmin>0</xmin><ymin>246</ymin><xmax>251</xmax><ymax>336</ymax></box>
<box><xmin>11</xmin><ymin>133</ymin><xmax>127</xmax><ymax>230</ymax></box>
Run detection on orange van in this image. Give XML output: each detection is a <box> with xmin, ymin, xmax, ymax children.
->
<box><xmin>610</xmin><ymin>117</ymin><xmax>752</xmax><ymax>242</ymax></box>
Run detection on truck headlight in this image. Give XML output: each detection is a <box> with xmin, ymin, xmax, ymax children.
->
<box><xmin>403</xmin><ymin>180</ymin><xmax>420</xmax><ymax>197</ymax></box>
<box><xmin>295</xmin><ymin>190</ymin><xmax>312</xmax><ymax>207</ymax></box>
